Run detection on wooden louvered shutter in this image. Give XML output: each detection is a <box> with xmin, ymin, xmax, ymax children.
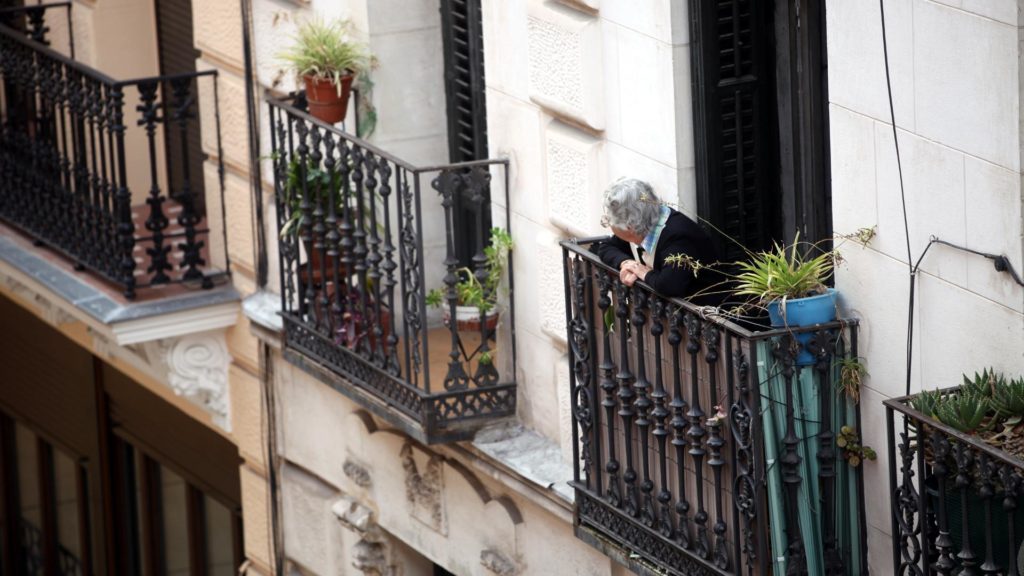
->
<box><xmin>441</xmin><ymin>0</ymin><xmax>488</xmax><ymax>163</ymax></box>
<box><xmin>689</xmin><ymin>0</ymin><xmax>779</xmax><ymax>262</ymax></box>
<box><xmin>440</xmin><ymin>0</ymin><xmax>491</xmax><ymax>266</ymax></box>
<box><xmin>155</xmin><ymin>0</ymin><xmax>206</xmax><ymax>214</ymax></box>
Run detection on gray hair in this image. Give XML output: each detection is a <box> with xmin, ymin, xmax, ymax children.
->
<box><xmin>601</xmin><ymin>178</ymin><xmax>662</xmax><ymax>236</ymax></box>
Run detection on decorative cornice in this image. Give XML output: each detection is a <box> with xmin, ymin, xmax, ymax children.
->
<box><xmin>110</xmin><ymin>301</ymin><xmax>239</xmax><ymax>345</ymax></box>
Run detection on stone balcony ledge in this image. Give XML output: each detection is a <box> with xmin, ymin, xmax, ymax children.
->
<box><xmin>0</xmin><ymin>235</ymin><xmax>240</xmax><ymax>345</ymax></box>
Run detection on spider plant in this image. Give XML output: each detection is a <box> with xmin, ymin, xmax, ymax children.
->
<box><xmin>731</xmin><ymin>237</ymin><xmax>834</xmax><ymax>307</ymax></box>
<box><xmin>278</xmin><ymin>18</ymin><xmax>369</xmax><ymax>96</ymax></box>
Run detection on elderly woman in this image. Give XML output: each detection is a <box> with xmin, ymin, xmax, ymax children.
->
<box><xmin>596</xmin><ymin>178</ymin><xmax>721</xmax><ymax>303</ymax></box>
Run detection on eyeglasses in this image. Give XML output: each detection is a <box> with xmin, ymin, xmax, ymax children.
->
<box><xmin>600</xmin><ymin>213</ymin><xmax>611</xmax><ymax>228</ymax></box>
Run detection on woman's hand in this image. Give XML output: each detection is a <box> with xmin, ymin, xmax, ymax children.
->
<box><xmin>619</xmin><ymin>260</ymin><xmax>652</xmax><ymax>286</ymax></box>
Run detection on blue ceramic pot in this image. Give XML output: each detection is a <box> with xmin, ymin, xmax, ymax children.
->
<box><xmin>766</xmin><ymin>288</ymin><xmax>838</xmax><ymax>365</ymax></box>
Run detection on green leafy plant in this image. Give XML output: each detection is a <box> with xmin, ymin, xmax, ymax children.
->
<box><xmin>837</xmin><ymin>426</ymin><xmax>876</xmax><ymax>468</ymax></box>
<box><xmin>836</xmin><ymin>357</ymin><xmax>867</xmax><ymax>404</ymax></box>
<box><xmin>278</xmin><ymin>19</ymin><xmax>370</xmax><ymax>96</ymax></box>
<box><xmin>426</xmin><ymin>228</ymin><xmax>514</xmax><ymax>317</ymax></box>
<box><xmin>731</xmin><ymin>237</ymin><xmax>834</xmax><ymax>307</ymax></box>
<box><xmin>278</xmin><ymin>158</ymin><xmax>385</xmax><ymax>241</ymax></box>
<box><xmin>280</xmin><ymin>157</ymin><xmax>339</xmax><ymax>236</ymax></box>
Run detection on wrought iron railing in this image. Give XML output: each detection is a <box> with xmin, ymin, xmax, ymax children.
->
<box><xmin>562</xmin><ymin>238</ymin><xmax>867</xmax><ymax>576</ymax></box>
<box><xmin>0</xmin><ymin>4</ymin><xmax>228</xmax><ymax>299</ymax></box>
<box><xmin>886</xmin><ymin>393</ymin><xmax>1024</xmax><ymax>575</ymax></box>
<box><xmin>268</xmin><ymin>94</ymin><xmax>516</xmax><ymax>444</ymax></box>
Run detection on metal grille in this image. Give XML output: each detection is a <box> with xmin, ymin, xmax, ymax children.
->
<box><xmin>0</xmin><ymin>4</ymin><xmax>228</xmax><ymax>299</ymax></box>
<box><xmin>269</xmin><ymin>95</ymin><xmax>517</xmax><ymax>444</ymax></box>
<box><xmin>561</xmin><ymin>238</ymin><xmax>867</xmax><ymax>575</ymax></box>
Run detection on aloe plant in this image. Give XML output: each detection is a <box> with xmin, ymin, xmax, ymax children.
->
<box><xmin>910</xmin><ymin>389</ymin><xmax>943</xmax><ymax>419</ymax></box>
<box><xmin>992</xmin><ymin>375</ymin><xmax>1024</xmax><ymax>419</ymax></box>
<box><xmin>934</xmin><ymin>392</ymin><xmax>991</xmax><ymax>434</ymax></box>
<box><xmin>961</xmin><ymin>368</ymin><xmax>1004</xmax><ymax>399</ymax></box>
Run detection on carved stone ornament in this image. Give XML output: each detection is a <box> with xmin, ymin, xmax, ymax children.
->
<box><xmin>332</xmin><ymin>496</ymin><xmax>398</xmax><ymax>576</ymax></box>
<box><xmin>401</xmin><ymin>441</ymin><xmax>447</xmax><ymax>535</ymax></box>
<box><xmin>89</xmin><ymin>328</ymin><xmax>232</xmax><ymax>432</ymax></box>
<box><xmin>481</xmin><ymin>549</ymin><xmax>519</xmax><ymax>576</ymax></box>
<box><xmin>164</xmin><ymin>332</ymin><xmax>231</xmax><ymax>429</ymax></box>
<box><xmin>343</xmin><ymin>458</ymin><xmax>372</xmax><ymax>488</ymax></box>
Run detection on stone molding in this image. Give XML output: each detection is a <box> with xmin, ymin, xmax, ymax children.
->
<box><xmin>527</xmin><ymin>1</ymin><xmax>605</xmax><ymax>130</ymax></box>
<box><xmin>400</xmin><ymin>441</ymin><xmax>447</xmax><ymax>535</ymax></box>
<box><xmin>480</xmin><ymin>548</ymin><xmax>520</xmax><ymax>576</ymax></box>
<box><xmin>333</xmin><ymin>495</ymin><xmax>400</xmax><ymax>576</ymax></box>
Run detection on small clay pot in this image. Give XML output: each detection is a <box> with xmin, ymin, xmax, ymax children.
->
<box><xmin>303</xmin><ymin>73</ymin><xmax>354</xmax><ymax>124</ymax></box>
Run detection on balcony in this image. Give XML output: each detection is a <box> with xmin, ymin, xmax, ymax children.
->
<box><xmin>561</xmin><ymin>239</ymin><xmax>867</xmax><ymax>576</ymax></box>
<box><xmin>267</xmin><ymin>95</ymin><xmax>517</xmax><ymax>444</ymax></box>
<box><xmin>886</xmin><ymin>388</ymin><xmax>1024</xmax><ymax>574</ymax></box>
<box><xmin>0</xmin><ymin>3</ymin><xmax>228</xmax><ymax>300</ymax></box>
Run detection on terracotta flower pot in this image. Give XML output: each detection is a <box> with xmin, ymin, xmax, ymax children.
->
<box><xmin>446</xmin><ymin>305</ymin><xmax>500</xmax><ymax>333</ymax></box>
<box><xmin>303</xmin><ymin>73</ymin><xmax>354</xmax><ymax>124</ymax></box>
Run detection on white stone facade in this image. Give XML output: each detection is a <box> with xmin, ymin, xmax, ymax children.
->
<box><xmin>827</xmin><ymin>0</ymin><xmax>1024</xmax><ymax>572</ymax></box>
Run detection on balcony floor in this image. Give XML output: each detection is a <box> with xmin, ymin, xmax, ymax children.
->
<box><xmin>400</xmin><ymin>326</ymin><xmax>491</xmax><ymax>393</ymax></box>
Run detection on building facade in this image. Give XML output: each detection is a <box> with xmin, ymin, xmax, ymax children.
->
<box><xmin>0</xmin><ymin>0</ymin><xmax>1021</xmax><ymax>575</ymax></box>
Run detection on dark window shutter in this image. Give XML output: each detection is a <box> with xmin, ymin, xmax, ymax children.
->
<box><xmin>440</xmin><ymin>0</ymin><xmax>491</xmax><ymax>266</ymax></box>
<box><xmin>440</xmin><ymin>0</ymin><xmax>488</xmax><ymax>163</ymax></box>
<box><xmin>155</xmin><ymin>0</ymin><xmax>206</xmax><ymax>215</ymax></box>
<box><xmin>689</xmin><ymin>0</ymin><xmax>779</xmax><ymax>262</ymax></box>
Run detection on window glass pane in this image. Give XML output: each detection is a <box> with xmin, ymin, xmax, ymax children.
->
<box><xmin>133</xmin><ymin>453</ymin><xmax>149</xmax><ymax>576</ymax></box>
<box><xmin>161</xmin><ymin>467</ymin><xmax>191</xmax><ymax>576</ymax></box>
<box><xmin>53</xmin><ymin>450</ymin><xmax>82</xmax><ymax>567</ymax></box>
<box><xmin>204</xmin><ymin>495</ymin><xmax>235</xmax><ymax>576</ymax></box>
<box><xmin>14</xmin><ymin>424</ymin><xmax>42</xmax><ymax>576</ymax></box>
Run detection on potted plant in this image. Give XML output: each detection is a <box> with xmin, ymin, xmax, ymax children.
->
<box><xmin>279</xmin><ymin>18</ymin><xmax>370</xmax><ymax>124</ymax></box>
<box><xmin>426</xmin><ymin>228</ymin><xmax>513</xmax><ymax>332</ymax></box>
<box><xmin>731</xmin><ymin>238</ymin><xmax>837</xmax><ymax>327</ymax></box>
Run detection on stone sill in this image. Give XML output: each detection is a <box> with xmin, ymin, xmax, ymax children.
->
<box><xmin>242</xmin><ymin>291</ymin><xmax>575</xmax><ymax>516</ymax></box>
<box><xmin>0</xmin><ymin>235</ymin><xmax>240</xmax><ymax>345</ymax></box>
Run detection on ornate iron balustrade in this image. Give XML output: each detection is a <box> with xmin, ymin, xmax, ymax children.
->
<box><xmin>562</xmin><ymin>238</ymin><xmax>867</xmax><ymax>576</ymax></box>
<box><xmin>0</xmin><ymin>4</ymin><xmax>228</xmax><ymax>299</ymax></box>
<box><xmin>268</xmin><ymin>95</ymin><xmax>516</xmax><ymax>444</ymax></box>
<box><xmin>886</xmin><ymin>393</ymin><xmax>1024</xmax><ymax>575</ymax></box>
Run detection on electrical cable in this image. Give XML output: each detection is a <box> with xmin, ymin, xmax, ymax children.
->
<box><xmin>878</xmin><ymin>0</ymin><xmax>917</xmax><ymax>399</ymax></box>
<box><xmin>241</xmin><ymin>0</ymin><xmax>268</xmax><ymax>289</ymax></box>
<box><xmin>880</xmin><ymin>0</ymin><xmax>1023</xmax><ymax>401</ymax></box>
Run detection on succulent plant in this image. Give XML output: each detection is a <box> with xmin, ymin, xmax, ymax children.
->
<box><xmin>961</xmin><ymin>368</ymin><xmax>1004</xmax><ymax>399</ymax></box>
<box><xmin>934</xmin><ymin>392</ymin><xmax>991</xmax><ymax>434</ymax></box>
<box><xmin>992</xmin><ymin>376</ymin><xmax>1024</xmax><ymax>419</ymax></box>
<box><xmin>837</xmin><ymin>426</ymin><xmax>877</xmax><ymax>468</ymax></box>
<box><xmin>910</xmin><ymin>389</ymin><xmax>943</xmax><ymax>419</ymax></box>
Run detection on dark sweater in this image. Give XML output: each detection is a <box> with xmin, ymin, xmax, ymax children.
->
<box><xmin>594</xmin><ymin>211</ymin><xmax>723</xmax><ymax>305</ymax></box>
